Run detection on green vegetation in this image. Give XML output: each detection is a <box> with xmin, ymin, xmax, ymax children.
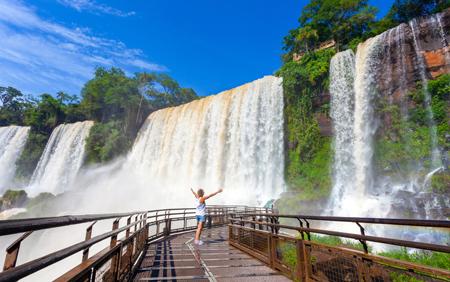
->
<box><xmin>0</xmin><ymin>68</ymin><xmax>198</xmax><ymax>179</ymax></box>
<box><xmin>276</xmin><ymin>49</ymin><xmax>334</xmax><ymax>201</ymax></box>
<box><xmin>277</xmin><ymin>0</ymin><xmax>449</xmax><ymax>210</ymax></box>
<box><xmin>79</xmin><ymin>69</ymin><xmax>198</xmax><ymax>164</ymax></box>
<box><xmin>374</xmin><ymin>74</ymin><xmax>449</xmax><ymax>190</ymax></box>
<box><xmin>278</xmin><ymin>236</ymin><xmax>450</xmax><ymax>275</ymax></box>
<box><xmin>379</xmin><ymin>248</ymin><xmax>450</xmax><ymax>270</ymax></box>
<box><xmin>0</xmin><ymin>189</ymin><xmax>28</xmax><ymax>211</ymax></box>
<box><xmin>26</xmin><ymin>192</ymin><xmax>55</xmax><ymax>209</ymax></box>
<box><xmin>283</xmin><ymin>0</ymin><xmax>376</xmax><ymax>60</ymax></box>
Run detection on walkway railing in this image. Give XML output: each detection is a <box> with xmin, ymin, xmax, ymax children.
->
<box><xmin>229</xmin><ymin>213</ymin><xmax>450</xmax><ymax>281</ymax></box>
<box><xmin>0</xmin><ymin>206</ymin><xmax>268</xmax><ymax>281</ymax></box>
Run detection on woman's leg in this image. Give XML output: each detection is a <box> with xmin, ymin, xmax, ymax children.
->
<box><xmin>195</xmin><ymin>221</ymin><xmax>203</xmax><ymax>241</ymax></box>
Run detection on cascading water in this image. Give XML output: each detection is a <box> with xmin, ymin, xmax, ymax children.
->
<box><xmin>409</xmin><ymin>18</ymin><xmax>441</xmax><ymax>169</ymax></box>
<box><xmin>434</xmin><ymin>13</ymin><xmax>450</xmax><ymax>63</ymax></box>
<box><xmin>126</xmin><ymin>76</ymin><xmax>285</xmax><ymax>205</ymax></box>
<box><xmin>328</xmin><ymin>13</ymin><xmax>449</xmax><ymax>221</ymax></box>
<box><xmin>352</xmin><ymin>35</ymin><xmax>383</xmax><ymax>209</ymax></box>
<box><xmin>28</xmin><ymin>121</ymin><xmax>94</xmax><ymax>195</ymax></box>
<box><xmin>328</xmin><ymin>50</ymin><xmax>356</xmax><ymax>215</ymax></box>
<box><xmin>0</xmin><ymin>126</ymin><xmax>30</xmax><ymax>192</ymax></box>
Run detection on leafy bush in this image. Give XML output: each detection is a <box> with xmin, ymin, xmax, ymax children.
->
<box><xmin>430</xmin><ymin>172</ymin><xmax>450</xmax><ymax>193</ymax></box>
<box><xmin>84</xmin><ymin>121</ymin><xmax>131</xmax><ymax>164</ymax></box>
<box><xmin>15</xmin><ymin>132</ymin><xmax>49</xmax><ymax>180</ymax></box>
<box><xmin>0</xmin><ymin>189</ymin><xmax>28</xmax><ymax>210</ymax></box>
<box><xmin>26</xmin><ymin>192</ymin><xmax>55</xmax><ymax>209</ymax></box>
<box><xmin>277</xmin><ymin>48</ymin><xmax>335</xmax><ymax>197</ymax></box>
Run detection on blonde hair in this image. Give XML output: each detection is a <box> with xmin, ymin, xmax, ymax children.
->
<box><xmin>197</xmin><ymin>189</ymin><xmax>204</xmax><ymax>197</ymax></box>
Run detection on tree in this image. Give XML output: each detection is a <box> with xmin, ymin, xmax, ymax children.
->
<box><xmin>0</xmin><ymin>86</ymin><xmax>30</xmax><ymax>126</ymax></box>
<box><xmin>138</xmin><ymin>73</ymin><xmax>198</xmax><ymax>110</ymax></box>
<box><xmin>296</xmin><ymin>25</ymin><xmax>319</xmax><ymax>53</ymax></box>
<box><xmin>388</xmin><ymin>0</ymin><xmax>450</xmax><ymax>23</ymax></box>
<box><xmin>283</xmin><ymin>0</ymin><xmax>377</xmax><ymax>59</ymax></box>
<box><xmin>24</xmin><ymin>94</ymin><xmax>65</xmax><ymax>134</ymax></box>
<box><xmin>80</xmin><ymin>67</ymin><xmax>198</xmax><ymax>163</ymax></box>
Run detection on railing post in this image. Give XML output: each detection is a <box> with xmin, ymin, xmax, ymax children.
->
<box><xmin>269</xmin><ymin>234</ymin><xmax>276</xmax><ymax>268</ymax></box>
<box><xmin>155</xmin><ymin>211</ymin><xmax>160</xmax><ymax>235</ymax></box>
<box><xmin>296</xmin><ymin>239</ymin><xmax>307</xmax><ymax>281</ymax></box>
<box><xmin>109</xmin><ymin>218</ymin><xmax>120</xmax><ymax>281</ymax></box>
<box><xmin>82</xmin><ymin>221</ymin><xmax>96</xmax><ymax>262</ymax></box>
<box><xmin>134</xmin><ymin>215</ymin><xmax>139</xmax><ymax>232</ymax></box>
<box><xmin>356</xmin><ymin>222</ymin><xmax>369</xmax><ymax>254</ymax></box>
<box><xmin>183</xmin><ymin>209</ymin><xmax>187</xmax><ymax>229</ymax></box>
<box><xmin>163</xmin><ymin>211</ymin><xmax>171</xmax><ymax>236</ymax></box>
<box><xmin>3</xmin><ymin>231</ymin><xmax>33</xmax><ymax>271</ymax></box>
<box><xmin>143</xmin><ymin>212</ymin><xmax>148</xmax><ymax>239</ymax></box>
<box><xmin>297</xmin><ymin>217</ymin><xmax>305</xmax><ymax>240</ymax></box>
<box><xmin>303</xmin><ymin>219</ymin><xmax>311</xmax><ymax>240</ymax></box>
<box><xmin>126</xmin><ymin>217</ymin><xmax>132</xmax><ymax>238</ymax></box>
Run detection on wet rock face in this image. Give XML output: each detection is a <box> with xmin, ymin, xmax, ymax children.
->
<box><xmin>377</xmin><ymin>8</ymin><xmax>450</xmax><ymax>103</ymax></box>
<box><xmin>424</xmin><ymin>47</ymin><xmax>450</xmax><ymax>77</ymax></box>
<box><xmin>374</xmin><ymin>8</ymin><xmax>450</xmax><ymax>135</ymax></box>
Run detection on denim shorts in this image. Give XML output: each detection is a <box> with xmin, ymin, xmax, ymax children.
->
<box><xmin>196</xmin><ymin>215</ymin><xmax>206</xmax><ymax>222</ymax></box>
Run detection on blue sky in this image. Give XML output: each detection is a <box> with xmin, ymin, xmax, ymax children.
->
<box><xmin>0</xmin><ymin>0</ymin><xmax>393</xmax><ymax>97</ymax></box>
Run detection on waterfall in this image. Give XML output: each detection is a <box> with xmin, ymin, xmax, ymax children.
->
<box><xmin>29</xmin><ymin>121</ymin><xmax>94</xmax><ymax>195</ymax></box>
<box><xmin>0</xmin><ymin>126</ymin><xmax>30</xmax><ymax>192</ymax></box>
<box><xmin>328</xmin><ymin>50</ymin><xmax>356</xmax><ymax>215</ymax></box>
<box><xmin>126</xmin><ymin>76</ymin><xmax>285</xmax><ymax>205</ymax></box>
<box><xmin>409</xmin><ymin>19</ymin><xmax>441</xmax><ymax>169</ymax></box>
<box><xmin>328</xmin><ymin>14</ymin><xmax>449</xmax><ymax>220</ymax></box>
<box><xmin>352</xmin><ymin>35</ymin><xmax>383</xmax><ymax>204</ymax></box>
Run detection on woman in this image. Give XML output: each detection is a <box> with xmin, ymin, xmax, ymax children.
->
<box><xmin>190</xmin><ymin>187</ymin><xmax>223</xmax><ymax>245</ymax></box>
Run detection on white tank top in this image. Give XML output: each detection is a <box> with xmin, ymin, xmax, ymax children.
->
<box><xmin>196</xmin><ymin>198</ymin><xmax>206</xmax><ymax>216</ymax></box>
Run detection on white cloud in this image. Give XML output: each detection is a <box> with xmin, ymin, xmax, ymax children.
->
<box><xmin>58</xmin><ymin>0</ymin><xmax>135</xmax><ymax>17</ymax></box>
<box><xmin>0</xmin><ymin>0</ymin><xmax>165</xmax><ymax>95</ymax></box>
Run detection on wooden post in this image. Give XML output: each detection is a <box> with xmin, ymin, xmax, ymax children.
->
<box><xmin>3</xmin><ymin>231</ymin><xmax>33</xmax><ymax>271</ymax></box>
<box><xmin>82</xmin><ymin>221</ymin><xmax>96</xmax><ymax>262</ymax></box>
<box><xmin>296</xmin><ymin>239</ymin><xmax>307</xmax><ymax>281</ymax></box>
<box><xmin>109</xmin><ymin>218</ymin><xmax>120</xmax><ymax>280</ymax></box>
<box><xmin>269</xmin><ymin>234</ymin><xmax>276</xmax><ymax>268</ymax></box>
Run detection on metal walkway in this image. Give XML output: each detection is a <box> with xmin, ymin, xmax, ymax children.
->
<box><xmin>133</xmin><ymin>226</ymin><xmax>290</xmax><ymax>281</ymax></box>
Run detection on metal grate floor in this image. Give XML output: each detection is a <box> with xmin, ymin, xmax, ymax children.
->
<box><xmin>133</xmin><ymin>226</ymin><xmax>291</xmax><ymax>281</ymax></box>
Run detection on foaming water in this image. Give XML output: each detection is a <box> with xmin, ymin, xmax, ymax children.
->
<box><xmin>28</xmin><ymin>121</ymin><xmax>94</xmax><ymax>196</ymax></box>
<box><xmin>351</xmin><ymin>35</ymin><xmax>383</xmax><ymax>212</ymax></box>
<box><xmin>126</xmin><ymin>75</ymin><xmax>285</xmax><ymax>205</ymax></box>
<box><xmin>326</xmin><ymin>15</ymin><xmax>449</xmax><ymax>240</ymax></box>
<box><xmin>328</xmin><ymin>50</ymin><xmax>356</xmax><ymax>214</ymax></box>
<box><xmin>0</xmin><ymin>125</ymin><xmax>30</xmax><ymax>192</ymax></box>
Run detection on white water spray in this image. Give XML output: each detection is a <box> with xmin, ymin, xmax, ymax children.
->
<box><xmin>409</xmin><ymin>19</ymin><xmax>442</xmax><ymax>169</ymax></box>
<box><xmin>28</xmin><ymin>121</ymin><xmax>94</xmax><ymax>195</ymax></box>
<box><xmin>328</xmin><ymin>50</ymin><xmax>356</xmax><ymax>214</ymax></box>
<box><xmin>126</xmin><ymin>76</ymin><xmax>285</xmax><ymax>205</ymax></box>
<box><xmin>352</xmin><ymin>35</ymin><xmax>383</xmax><ymax>206</ymax></box>
<box><xmin>0</xmin><ymin>126</ymin><xmax>29</xmax><ymax>192</ymax></box>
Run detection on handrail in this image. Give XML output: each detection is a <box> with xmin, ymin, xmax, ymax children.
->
<box><xmin>229</xmin><ymin>219</ymin><xmax>450</xmax><ymax>253</ymax></box>
<box><xmin>228</xmin><ymin>212</ymin><xmax>450</xmax><ymax>281</ymax></box>
<box><xmin>0</xmin><ymin>218</ymin><xmax>147</xmax><ymax>281</ymax></box>
<box><xmin>0</xmin><ymin>207</ymin><xmax>239</xmax><ymax>236</ymax></box>
<box><xmin>0</xmin><ymin>205</ymin><xmax>259</xmax><ymax>281</ymax></box>
<box><xmin>230</xmin><ymin>212</ymin><xmax>450</xmax><ymax>228</ymax></box>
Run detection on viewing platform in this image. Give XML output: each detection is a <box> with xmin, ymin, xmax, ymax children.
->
<box><xmin>0</xmin><ymin>206</ymin><xmax>449</xmax><ymax>281</ymax></box>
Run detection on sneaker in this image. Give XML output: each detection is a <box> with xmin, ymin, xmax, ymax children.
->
<box><xmin>197</xmin><ymin>240</ymin><xmax>204</xmax><ymax>245</ymax></box>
